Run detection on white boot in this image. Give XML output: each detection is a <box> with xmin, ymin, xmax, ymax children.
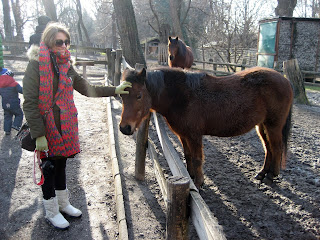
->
<box><xmin>43</xmin><ymin>197</ymin><xmax>69</xmax><ymax>229</ymax></box>
<box><xmin>56</xmin><ymin>189</ymin><xmax>82</xmax><ymax>217</ymax></box>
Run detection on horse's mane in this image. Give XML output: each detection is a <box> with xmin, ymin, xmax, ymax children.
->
<box><xmin>178</xmin><ymin>40</ymin><xmax>187</xmax><ymax>57</ymax></box>
<box><xmin>145</xmin><ymin>69</ymin><xmax>205</xmax><ymax>99</ymax></box>
<box><xmin>146</xmin><ymin>70</ymin><xmax>165</xmax><ymax>98</ymax></box>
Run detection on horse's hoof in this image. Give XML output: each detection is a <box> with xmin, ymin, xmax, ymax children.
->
<box><xmin>262</xmin><ymin>173</ymin><xmax>274</xmax><ymax>185</ymax></box>
<box><xmin>194</xmin><ymin>177</ymin><xmax>204</xmax><ymax>190</ymax></box>
<box><xmin>255</xmin><ymin>172</ymin><xmax>265</xmax><ymax>181</ymax></box>
<box><xmin>194</xmin><ymin>183</ymin><xmax>203</xmax><ymax>191</ymax></box>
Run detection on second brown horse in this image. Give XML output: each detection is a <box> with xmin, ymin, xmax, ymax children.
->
<box><xmin>168</xmin><ymin>36</ymin><xmax>194</xmax><ymax>69</ymax></box>
<box><xmin>119</xmin><ymin>67</ymin><xmax>293</xmax><ymax>189</ymax></box>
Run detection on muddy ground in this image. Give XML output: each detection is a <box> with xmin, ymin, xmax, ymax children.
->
<box><xmin>0</xmin><ymin>59</ymin><xmax>319</xmax><ymax>239</ymax></box>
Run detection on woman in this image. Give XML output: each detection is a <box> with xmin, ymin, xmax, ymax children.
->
<box><xmin>23</xmin><ymin>22</ymin><xmax>131</xmax><ymax>229</ymax></box>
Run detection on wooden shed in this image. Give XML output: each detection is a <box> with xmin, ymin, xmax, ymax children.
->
<box><xmin>141</xmin><ymin>37</ymin><xmax>160</xmax><ymax>55</ymax></box>
<box><xmin>257</xmin><ymin>17</ymin><xmax>320</xmax><ymax>74</ymax></box>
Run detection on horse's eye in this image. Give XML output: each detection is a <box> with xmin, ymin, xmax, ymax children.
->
<box><xmin>137</xmin><ymin>94</ymin><xmax>142</xmax><ymax>100</ymax></box>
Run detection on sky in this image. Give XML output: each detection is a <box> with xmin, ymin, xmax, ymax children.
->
<box><xmin>21</xmin><ymin>0</ymin><xmax>97</xmax><ymax>40</ymax></box>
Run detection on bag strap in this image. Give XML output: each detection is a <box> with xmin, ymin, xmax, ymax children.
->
<box><xmin>44</xmin><ymin>89</ymin><xmax>64</xmax><ymax>117</ymax></box>
<box><xmin>33</xmin><ymin>151</ymin><xmax>44</xmax><ymax>185</ymax></box>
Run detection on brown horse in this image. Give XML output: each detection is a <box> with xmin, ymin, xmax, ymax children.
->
<box><xmin>119</xmin><ymin>67</ymin><xmax>293</xmax><ymax>189</ymax></box>
<box><xmin>168</xmin><ymin>36</ymin><xmax>194</xmax><ymax>69</ymax></box>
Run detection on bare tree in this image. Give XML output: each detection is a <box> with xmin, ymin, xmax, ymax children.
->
<box><xmin>113</xmin><ymin>0</ymin><xmax>145</xmax><ymax>67</ymax></box>
<box><xmin>74</xmin><ymin>0</ymin><xmax>91</xmax><ymax>45</ymax></box>
<box><xmin>1</xmin><ymin>0</ymin><xmax>13</xmax><ymax>40</ymax></box>
<box><xmin>11</xmin><ymin>0</ymin><xmax>24</xmax><ymax>41</ymax></box>
<box><xmin>42</xmin><ymin>0</ymin><xmax>58</xmax><ymax>21</ymax></box>
<box><xmin>169</xmin><ymin>0</ymin><xmax>184</xmax><ymax>39</ymax></box>
<box><xmin>275</xmin><ymin>0</ymin><xmax>297</xmax><ymax>16</ymax></box>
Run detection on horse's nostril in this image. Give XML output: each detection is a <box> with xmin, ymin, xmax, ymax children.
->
<box><xmin>120</xmin><ymin>125</ymin><xmax>132</xmax><ymax>135</ymax></box>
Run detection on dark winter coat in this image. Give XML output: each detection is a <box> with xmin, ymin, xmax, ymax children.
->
<box><xmin>28</xmin><ymin>16</ymin><xmax>51</xmax><ymax>47</ymax></box>
<box><xmin>29</xmin><ymin>25</ymin><xmax>47</xmax><ymax>47</ymax></box>
<box><xmin>0</xmin><ymin>75</ymin><xmax>23</xmax><ymax>110</ymax></box>
<box><xmin>23</xmin><ymin>45</ymin><xmax>117</xmax><ymax>139</ymax></box>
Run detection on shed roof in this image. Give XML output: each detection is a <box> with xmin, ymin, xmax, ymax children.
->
<box><xmin>259</xmin><ymin>16</ymin><xmax>320</xmax><ymax>24</ymax></box>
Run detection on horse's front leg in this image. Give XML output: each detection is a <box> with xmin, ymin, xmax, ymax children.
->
<box><xmin>185</xmin><ymin>136</ymin><xmax>204</xmax><ymax>189</ymax></box>
<box><xmin>180</xmin><ymin>137</ymin><xmax>194</xmax><ymax>179</ymax></box>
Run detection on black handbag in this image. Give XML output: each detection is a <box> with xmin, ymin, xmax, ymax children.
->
<box><xmin>16</xmin><ymin>90</ymin><xmax>63</xmax><ymax>152</ymax></box>
<box><xmin>16</xmin><ymin>122</ymin><xmax>36</xmax><ymax>151</ymax></box>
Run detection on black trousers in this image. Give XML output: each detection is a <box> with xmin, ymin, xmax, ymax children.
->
<box><xmin>41</xmin><ymin>157</ymin><xmax>67</xmax><ymax>200</ymax></box>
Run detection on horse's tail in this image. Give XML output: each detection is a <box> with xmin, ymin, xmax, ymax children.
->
<box><xmin>281</xmin><ymin>106</ymin><xmax>292</xmax><ymax>168</ymax></box>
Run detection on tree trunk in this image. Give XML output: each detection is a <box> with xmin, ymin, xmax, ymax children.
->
<box><xmin>2</xmin><ymin>0</ymin><xmax>13</xmax><ymax>40</ymax></box>
<box><xmin>169</xmin><ymin>0</ymin><xmax>184</xmax><ymax>40</ymax></box>
<box><xmin>75</xmin><ymin>0</ymin><xmax>91</xmax><ymax>45</ymax></box>
<box><xmin>42</xmin><ymin>0</ymin><xmax>57</xmax><ymax>21</ymax></box>
<box><xmin>11</xmin><ymin>0</ymin><xmax>24</xmax><ymax>41</ymax></box>
<box><xmin>283</xmin><ymin>59</ymin><xmax>309</xmax><ymax>105</ymax></box>
<box><xmin>113</xmin><ymin>0</ymin><xmax>145</xmax><ymax>68</ymax></box>
<box><xmin>112</xmin><ymin>11</ymin><xmax>117</xmax><ymax>49</ymax></box>
<box><xmin>275</xmin><ymin>0</ymin><xmax>297</xmax><ymax>16</ymax></box>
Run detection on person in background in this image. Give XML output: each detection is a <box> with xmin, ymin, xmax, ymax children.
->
<box><xmin>29</xmin><ymin>15</ymin><xmax>52</xmax><ymax>47</ymax></box>
<box><xmin>0</xmin><ymin>67</ymin><xmax>23</xmax><ymax>135</ymax></box>
<box><xmin>1</xmin><ymin>67</ymin><xmax>10</xmax><ymax>75</ymax></box>
<box><xmin>23</xmin><ymin>22</ymin><xmax>132</xmax><ymax>230</ymax></box>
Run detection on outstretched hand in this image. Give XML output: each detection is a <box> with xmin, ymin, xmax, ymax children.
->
<box><xmin>36</xmin><ymin>136</ymin><xmax>49</xmax><ymax>152</ymax></box>
<box><xmin>115</xmin><ymin>81</ymin><xmax>132</xmax><ymax>95</ymax></box>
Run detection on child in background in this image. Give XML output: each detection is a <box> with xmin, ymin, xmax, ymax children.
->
<box><xmin>0</xmin><ymin>68</ymin><xmax>23</xmax><ymax>135</ymax></box>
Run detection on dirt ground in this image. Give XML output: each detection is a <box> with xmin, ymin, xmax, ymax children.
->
<box><xmin>0</xmin><ymin>60</ymin><xmax>319</xmax><ymax>240</ymax></box>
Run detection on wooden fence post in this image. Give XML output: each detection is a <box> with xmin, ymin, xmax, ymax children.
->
<box><xmin>106</xmin><ymin>48</ymin><xmax>112</xmax><ymax>81</ymax></box>
<box><xmin>110</xmin><ymin>51</ymin><xmax>116</xmax><ymax>85</ymax></box>
<box><xmin>202</xmin><ymin>43</ymin><xmax>205</xmax><ymax>70</ymax></box>
<box><xmin>135</xmin><ymin>113</ymin><xmax>151</xmax><ymax>181</ymax></box>
<box><xmin>283</xmin><ymin>59</ymin><xmax>309</xmax><ymax>104</ymax></box>
<box><xmin>134</xmin><ymin>62</ymin><xmax>149</xmax><ymax>181</ymax></box>
<box><xmin>158</xmin><ymin>43</ymin><xmax>168</xmax><ymax>65</ymax></box>
<box><xmin>114</xmin><ymin>49</ymin><xmax>122</xmax><ymax>86</ymax></box>
<box><xmin>241</xmin><ymin>58</ymin><xmax>246</xmax><ymax>71</ymax></box>
<box><xmin>166</xmin><ymin>176</ymin><xmax>190</xmax><ymax>240</ymax></box>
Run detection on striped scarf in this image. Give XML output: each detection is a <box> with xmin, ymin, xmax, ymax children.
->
<box><xmin>38</xmin><ymin>42</ymin><xmax>80</xmax><ymax>158</ymax></box>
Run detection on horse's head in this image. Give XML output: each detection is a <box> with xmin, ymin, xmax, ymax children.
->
<box><xmin>168</xmin><ymin>36</ymin><xmax>180</xmax><ymax>59</ymax></box>
<box><xmin>119</xmin><ymin>68</ymin><xmax>152</xmax><ymax>135</ymax></box>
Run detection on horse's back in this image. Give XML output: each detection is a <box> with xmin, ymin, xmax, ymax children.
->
<box><xmin>188</xmin><ymin>67</ymin><xmax>292</xmax><ymax>136</ymax></box>
<box><xmin>237</xmin><ymin>67</ymin><xmax>293</xmax><ymax>98</ymax></box>
<box><xmin>185</xmin><ymin>46</ymin><xmax>194</xmax><ymax>68</ymax></box>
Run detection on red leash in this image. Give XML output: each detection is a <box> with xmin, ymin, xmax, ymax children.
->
<box><xmin>33</xmin><ymin>150</ymin><xmax>45</xmax><ymax>186</ymax></box>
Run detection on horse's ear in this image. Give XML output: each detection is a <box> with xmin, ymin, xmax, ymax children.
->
<box><xmin>176</xmin><ymin>36</ymin><xmax>178</xmax><ymax>40</ymax></box>
<box><xmin>137</xmin><ymin>68</ymin><xmax>146</xmax><ymax>79</ymax></box>
<box><xmin>139</xmin><ymin>68</ymin><xmax>146</xmax><ymax>77</ymax></box>
<box><xmin>137</xmin><ymin>68</ymin><xmax>146</xmax><ymax>84</ymax></box>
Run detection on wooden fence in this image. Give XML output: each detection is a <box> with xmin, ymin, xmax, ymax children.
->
<box><xmin>135</xmin><ymin>112</ymin><xmax>227</xmax><ymax>240</ymax></box>
<box><xmin>193</xmin><ymin>59</ymin><xmax>320</xmax><ymax>82</ymax></box>
<box><xmin>2</xmin><ymin>41</ymin><xmax>122</xmax><ymax>85</ymax></box>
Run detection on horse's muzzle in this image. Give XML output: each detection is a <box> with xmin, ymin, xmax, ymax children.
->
<box><xmin>120</xmin><ymin>125</ymin><xmax>133</xmax><ymax>135</ymax></box>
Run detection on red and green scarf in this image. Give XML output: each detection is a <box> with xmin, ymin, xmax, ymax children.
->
<box><xmin>38</xmin><ymin>42</ymin><xmax>80</xmax><ymax>158</ymax></box>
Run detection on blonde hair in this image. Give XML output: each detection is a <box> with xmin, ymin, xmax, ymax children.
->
<box><xmin>41</xmin><ymin>22</ymin><xmax>71</xmax><ymax>49</ymax></box>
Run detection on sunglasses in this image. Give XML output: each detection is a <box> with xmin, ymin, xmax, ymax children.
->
<box><xmin>55</xmin><ymin>39</ymin><xmax>70</xmax><ymax>47</ymax></box>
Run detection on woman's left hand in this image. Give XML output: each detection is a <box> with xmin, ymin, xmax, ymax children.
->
<box><xmin>36</xmin><ymin>136</ymin><xmax>49</xmax><ymax>152</ymax></box>
<box><xmin>115</xmin><ymin>81</ymin><xmax>132</xmax><ymax>95</ymax></box>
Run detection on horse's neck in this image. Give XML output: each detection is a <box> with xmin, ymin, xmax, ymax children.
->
<box><xmin>178</xmin><ymin>42</ymin><xmax>186</xmax><ymax>56</ymax></box>
<box><xmin>146</xmin><ymin>72</ymin><xmax>170</xmax><ymax>114</ymax></box>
